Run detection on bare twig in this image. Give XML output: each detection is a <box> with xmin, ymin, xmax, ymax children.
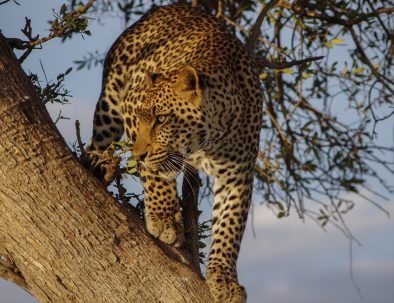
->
<box><xmin>75</xmin><ymin>120</ymin><xmax>87</xmax><ymax>158</ymax></box>
<box><xmin>247</xmin><ymin>0</ymin><xmax>280</xmax><ymax>50</ymax></box>
<box><xmin>6</xmin><ymin>18</ymin><xmax>39</xmax><ymax>63</ymax></box>
<box><xmin>191</xmin><ymin>0</ymin><xmax>198</xmax><ymax>8</ymax></box>
<box><xmin>216</xmin><ymin>0</ymin><xmax>223</xmax><ymax>18</ymax></box>
<box><xmin>0</xmin><ymin>0</ymin><xmax>19</xmax><ymax>5</ymax></box>
<box><xmin>349</xmin><ymin>239</ymin><xmax>365</xmax><ymax>299</ymax></box>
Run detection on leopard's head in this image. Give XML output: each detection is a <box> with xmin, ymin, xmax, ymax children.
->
<box><xmin>132</xmin><ymin>67</ymin><xmax>209</xmax><ymax>179</ymax></box>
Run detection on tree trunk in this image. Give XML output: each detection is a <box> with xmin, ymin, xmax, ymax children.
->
<box><xmin>0</xmin><ymin>33</ymin><xmax>213</xmax><ymax>303</ymax></box>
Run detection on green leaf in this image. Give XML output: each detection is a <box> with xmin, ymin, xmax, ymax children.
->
<box><xmin>280</xmin><ymin>68</ymin><xmax>293</xmax><ymax>75</ymax></box>
<box><xmin>65</xmin><ymin>67</ymin><xmax>72</xmax><ymax>75</ymax></box>
<box><xmin>127</xmin><ymin>160</ymin><xmax>138</xmax><ymax>168</ymax></box>
<box><xmin>331</xmin><ymin>38</ymin><xmax>344</xmax><ymax>45</ymax></box>
<box><xmin>259</xmin><ymin>73</ymin><xmax>267</xmax><ymax>79</ymax></box>
<box><xmin>352</xmin><ymin>67</ymin><xmax>365</xmax><ymax>74</ymax></box>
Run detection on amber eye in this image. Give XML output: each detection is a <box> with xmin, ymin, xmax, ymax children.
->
<box><xmin>156</xmin><ymin>115</ymin><xmax>167</xmax><ymax>124</ymax></box>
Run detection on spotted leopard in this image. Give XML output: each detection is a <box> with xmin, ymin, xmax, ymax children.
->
<box><xmin>87</xmin><ymin>4</ymin><xmax>262</xmax><ymax>303</ymax></box>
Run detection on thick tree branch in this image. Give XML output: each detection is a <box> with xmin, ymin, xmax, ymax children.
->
<box><xmin>0</xmin><ymin>33</ymin><xmax>212</xmax><ymax>303</ymax></box>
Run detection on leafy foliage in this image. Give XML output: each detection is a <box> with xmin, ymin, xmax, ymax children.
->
<box><xmin>49</xmin><ymin>3</ymin><xmax>91</xmax><ymax>42</ymax></box>
<box><xmin>74</xmin><ymin>50</ymin><xmax>105</xmax><ymax>70</ymax></box>
<box><xmin>28</xmin><ymin>67</ymin><xmax>72</xmax><ymax>106</ymax></box>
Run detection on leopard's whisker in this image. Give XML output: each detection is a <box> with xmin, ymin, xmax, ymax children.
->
<box><xmin>166</xmin><ymin>153</ymin><xmax>200</xmax><ymax>198</ymax></box>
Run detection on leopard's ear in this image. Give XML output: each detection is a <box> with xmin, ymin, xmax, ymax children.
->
<box><xmin>144</xmin><ymin>70</ymin><xmax>159</xmax><ymax>88</ymax></box>
<box><xmin>173</xmin><ymin>66</ymin><xmax>207</xmax><ymax>107</ymax></box>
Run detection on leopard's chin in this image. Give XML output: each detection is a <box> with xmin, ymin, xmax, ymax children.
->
<box><xmin>142</xmin><ymin>156</ymin><xmax>183</xmax><ymax>180</ymax></box>
<box><xmin>156</xmin><ymin>157</ymin><xmax>183</xmax><ymax>180</ymax></box>
<box><xmin>157</xmin><ymin>169</ymin><xmax>180</xmax><ymax>180</ymax></box>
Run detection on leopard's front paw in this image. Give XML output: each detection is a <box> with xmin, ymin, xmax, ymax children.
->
<box><xmin>145</xmin><ymin>210</ymin><xmax>184</xmax><ymax>247</ymax></box>
<box><xmin>81</xmin><ymin>150</ymin><xmax>120</xmax><ymax>184</ymax></box>
<box><xmin>207</xmin><ymin>275</ymin><xmax>246</xmax><ymax>303</ymax></box>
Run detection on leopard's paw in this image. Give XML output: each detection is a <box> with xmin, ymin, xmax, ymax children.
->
<box><xmin>81</xmin><ymin>150</ymin><xmax>119</xmax><ymax>184</ymax></box>
<box><xmin>207</xmin><ymin>275</ymin><xmax>246</xmax><ymax>303</ymax></box>
<box><xmin>145</xmin><ymin>211</ymin><xmax>184</xmax><ymax>247</ymax></box>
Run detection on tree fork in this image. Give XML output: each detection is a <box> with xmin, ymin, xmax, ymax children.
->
<box><xmin>0</xmin><ymin>33</ymin><xmax>212</xmax><ymax>303</ymax></box>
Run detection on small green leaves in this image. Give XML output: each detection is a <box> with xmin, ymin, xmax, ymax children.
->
<box><xmin>127</xmin><ymin>159</ymin><xmax>138</xmax><ymax>175</ymax></box>
<box><xmin>331</xmin><ymin>38</ymin><xmax>345</xmax><ymax>45</ymax></box>
<box><xmin>74</xmin><ymin>51</ymin><xmax>105</xmax><ymax>71</ymax></box>
<box><xmin>352</xmin><ymin>67</ymin><xmax>365</xmax><ymax>74</ymax></box>
<box><xmin>259</xmin><ymin>73</ymin><xmax>268</xmax><ymax>80</ymax></box>
<box><xmin>279</xmin><ymin>68</ymin><xmax>294</xmax><ymax>75</ymax></box>
<box><xmin>28</xmin><ymin>67</ymin><xmax>72</xmax><ymax>105</ymax></box>
<box><xmin>47</xmin><ymin>2</ymin><xmax>93</xmax><ymax>43</ymax></box>
<box><xmin>270</xmin><ymin>201</ymin><xmax>288</xmax><ymax>219</ymax></box>
<box><xmin>324</xmin><ymin>38</ymin><xmax>345</xmax><ymax>48</ymax></box>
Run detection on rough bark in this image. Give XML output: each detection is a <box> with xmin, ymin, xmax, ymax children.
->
<box><xmin>0</xmin><ymin>33</ymin><xmax>213</xmax><ymax>303</ymax></box>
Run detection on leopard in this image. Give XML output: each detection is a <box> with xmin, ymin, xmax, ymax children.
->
<box><xmin>86</xmin><ymin>4</ymin><xmax>262</xmax><ymax>303</ymax></box>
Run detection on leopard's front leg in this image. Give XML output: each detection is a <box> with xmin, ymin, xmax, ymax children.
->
<box><xmin>139</xmin><ymin>167</ymin><xmax>184</xmax><ymax>247</ymax></box>
<box><xmin>207</xmin><ymin>167</ymin><xmax>254</xmax><ymax>303</ymax></box>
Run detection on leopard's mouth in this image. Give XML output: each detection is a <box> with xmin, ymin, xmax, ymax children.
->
<box><xmin>139</xmin><ymin>151</ymin><xmax>185</xmax><ymax>180</ymax></box>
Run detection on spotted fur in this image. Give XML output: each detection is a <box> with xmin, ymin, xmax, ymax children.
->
<box><xmin>88</xmin><ymin>5</ymin><xmax>262</xmax><ymax>303</ymax></box>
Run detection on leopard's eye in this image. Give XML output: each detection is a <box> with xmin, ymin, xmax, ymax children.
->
<box><xmin>156</xmin><ymin>115</ymin><xmax>167</xmax><ymax>124</ymax></box>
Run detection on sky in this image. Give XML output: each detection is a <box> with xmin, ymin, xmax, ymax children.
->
<box><xmin>0</xmin><ymin>1</ymin><xmax>393</xmax><ymax>303</ymax></box>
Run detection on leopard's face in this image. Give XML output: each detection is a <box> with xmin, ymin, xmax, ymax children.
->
<box><xmin>132</xmin><ymin>67</ymin><xmax>208</xmax><ymax>179</ymax></box>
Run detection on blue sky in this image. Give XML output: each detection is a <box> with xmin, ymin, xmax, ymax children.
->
<box><xmin>0</xmin><ymin>1</ymin><xmax>393</xmax><ymax>303</ymax></box>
